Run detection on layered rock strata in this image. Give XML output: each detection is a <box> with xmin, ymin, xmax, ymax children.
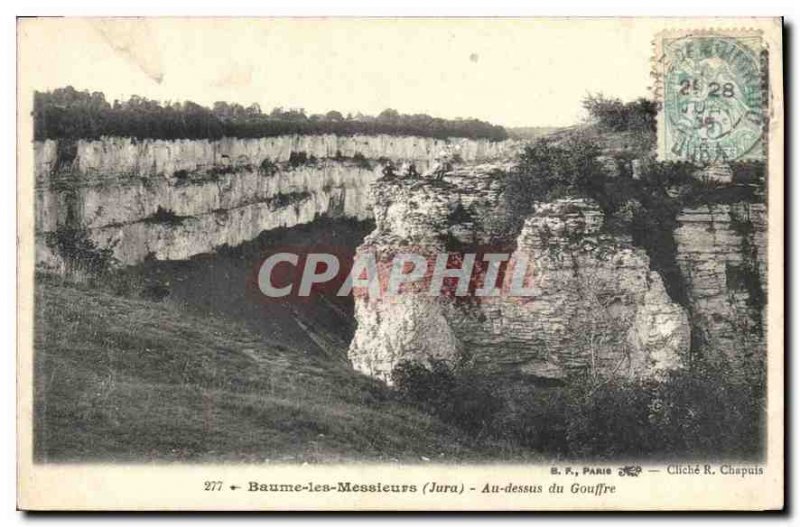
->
<box><xmin>674</xmin><ymin>202</ymin><xmax>768</xmax><ymax>359</ymax></box>
<box><xmin>35</xmin><ymin>135</ymin><xmax>517</xmax><ymax>268</ymax></box>
<box><xmin>348</xmin><ymin>166</ymin><xmax>691</xmax><ymax>382</ymax></box>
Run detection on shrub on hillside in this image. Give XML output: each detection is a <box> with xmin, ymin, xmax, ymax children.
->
<box><xmin>392</xmin><ymin>359</ymin><xmax>503</xmax><ymax>439</ymax></box>
<box><xmin>44</xmin><ymin>226</ymin><xmax>116</xmax><ymax>277</ymax></box>
<box><xmin>391</xmin><ymin>357</ymin><xmax>764</xmax><ymax>460</ymax></box>
<box><xmin>498</xmin><ymin>136</ymin><xmax>606</xmax><ymax>235</ymax></box>
<box><xmin>582</xmin><ymin>94</ymin><xmax>657</xmax><ymax>134</ymax></box>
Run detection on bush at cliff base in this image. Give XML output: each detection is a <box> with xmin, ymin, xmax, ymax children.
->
<box><xmin>391</xmin><ymin>357</ymin><xmax>764</xmax><ymax>460</ymax></box>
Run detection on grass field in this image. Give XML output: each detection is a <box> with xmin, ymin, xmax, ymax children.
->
<box><xmin>33</xmin><ymin>280</ymin><xmax>496</xmax><ymax>463</ymax></box>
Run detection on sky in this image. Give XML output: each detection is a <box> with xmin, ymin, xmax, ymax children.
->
<box><xmin>15</xmin><ymin>18</ymin><xmax>722</xmax><ymax>127</ymax></box>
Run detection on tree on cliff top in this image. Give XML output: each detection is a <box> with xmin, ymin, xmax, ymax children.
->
<box><xmin>33</xmin><ymin>87</ymin><xmax>509</xmax><ymax>142</ymax></box>
<box><xmin>498</xmin><ymin>135</ymin><xmax>606</xmax><ymax>235</ymax></box>
<box><xmin>582</xmin><ymin>94</ymin><xmax>656</xmax><ymax>134</ymax></box>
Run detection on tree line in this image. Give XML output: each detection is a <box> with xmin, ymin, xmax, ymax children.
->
<box><xmin>33</xmin><ymin>86</ymin><xmax>509</xmax><ymax>142</ymax></box>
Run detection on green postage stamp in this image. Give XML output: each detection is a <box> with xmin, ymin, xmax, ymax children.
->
<box><xmin>655</xmin><ymin>29</ymin><xmax>767</xmax><ymax>163</ymax></box>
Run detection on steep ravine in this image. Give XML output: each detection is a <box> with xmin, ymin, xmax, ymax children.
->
<box><xmin>35</xmin><ymin>134</ymin><xmax>767</xmax><ymax>385</ymax></box>
<box><xmin>35</xmin><ymin>134</ymin><xmax>518</xmax><ymax>269</ymax></box>
<box><xmin>115</xmin><ymin>217</ymin><xmax>375</xmax><ymax>361</ymax></box>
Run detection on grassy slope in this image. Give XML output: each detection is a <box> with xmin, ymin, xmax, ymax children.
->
<box><xmin>33</xmin><ymin>281</ymin><xmax>482</xmax><ymax>463</ymax></box>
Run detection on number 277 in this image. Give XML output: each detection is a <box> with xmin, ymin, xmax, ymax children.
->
<box><xmin>204</xmin><ymin>481</ymin><xmax>224</xmax><ymax>491</ymax></box>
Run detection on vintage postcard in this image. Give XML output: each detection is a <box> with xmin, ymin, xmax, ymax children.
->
<box><xmin>17</xmin><ymin>17</ymin><xmax>784</xmax><ymax>511</ymax></box>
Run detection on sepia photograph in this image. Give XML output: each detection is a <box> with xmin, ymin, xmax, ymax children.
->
<box><xmin>15</xmin><ymin>16</ymin><xmax>784</xmax><ymax>511</ymax></box>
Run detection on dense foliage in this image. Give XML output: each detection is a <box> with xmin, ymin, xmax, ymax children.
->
<box><xmin>33</xmin><ymin>87</ymin><xmax>508</xmax><ymax>141</ymax></box>
<box><xmin>392</xmin><ymin>357</ymin><xmax>764</xmax><ymax>460</ymax></box>
<box><xmin>503</xmin><ymin>135</ymin><xmax>606</xmax><ymax>224</ymax></box>
<box><xmin>582</xmin><ymin>93</ymin><xmax>657</xmax><ymax>134</ymax></box>
<box><xmin>44</xmin><ymin>226</ymin><xmax>117</xmax><ymax>277</ymax></box>
<box><xmin>391</xmin><ymin>360</ymin><xmax>503</xmax><ymax>439</ymax></box>
<box><xmin>503</xmin><ymin>94</ymin><xmax>659</xmax><ymax>214</ymax></box>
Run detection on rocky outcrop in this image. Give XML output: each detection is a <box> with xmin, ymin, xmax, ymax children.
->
<box><xmin>674</xmin><ymin>203</ymin><xmax>767</xmax><ymax>359</ymax></box>
<box><xmin>348</xmin><ymin>167</ymin><xmax>691</xmax><ymax>382</ymax></box>
<box><xmin>35</xmin><ymin>135</ymin><xmax>517</xmax><ymax>268</ymax></box>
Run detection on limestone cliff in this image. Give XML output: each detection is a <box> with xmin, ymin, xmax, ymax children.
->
<box><xmin>34</xmin><ymin>135</ymin><xmax>515</xmax><ymax>179</ymax></box>
<box><xmin>674</xmin><ymin>202</ymin><xmax>767</xmax><ymax>359</ymax></box>
<box><xmin>35</xmin><ymin>135</ymin><xmax>517</xmax><ymax>268</ymax></box>
<box><xmin>348</xmin><ymin>166</ymin><xmax>691</xmax><ymax>382</ymax></box>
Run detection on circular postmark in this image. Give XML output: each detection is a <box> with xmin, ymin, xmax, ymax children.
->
<box><xmin>664</xmin><ymin>35</ymin><xmax>764</xmax><ymax>163</ymax></box>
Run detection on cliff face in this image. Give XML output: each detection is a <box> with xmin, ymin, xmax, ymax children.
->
<box><xmin>36</xmin><ymin>162</ymin><xmax>375</xmax><ymax>265</ymax></box>
<box><xmin>35</xmin><ymin>135</ymin><xmax>518</xmax><ymax>268</ymax></box>
<box><xmin>348</xmin><ymin>167</ymin><xmax>691</xmax><ymax>382</ymax></box>
<box><xmin>674</xmin><ymin>203</ymin><xmax>768</xmax><ymax>359</ymax></box>
<box><xmin>34</xmin><ymin>135</ymin><xmax>515</xmax><ymax>179</ymax></box>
